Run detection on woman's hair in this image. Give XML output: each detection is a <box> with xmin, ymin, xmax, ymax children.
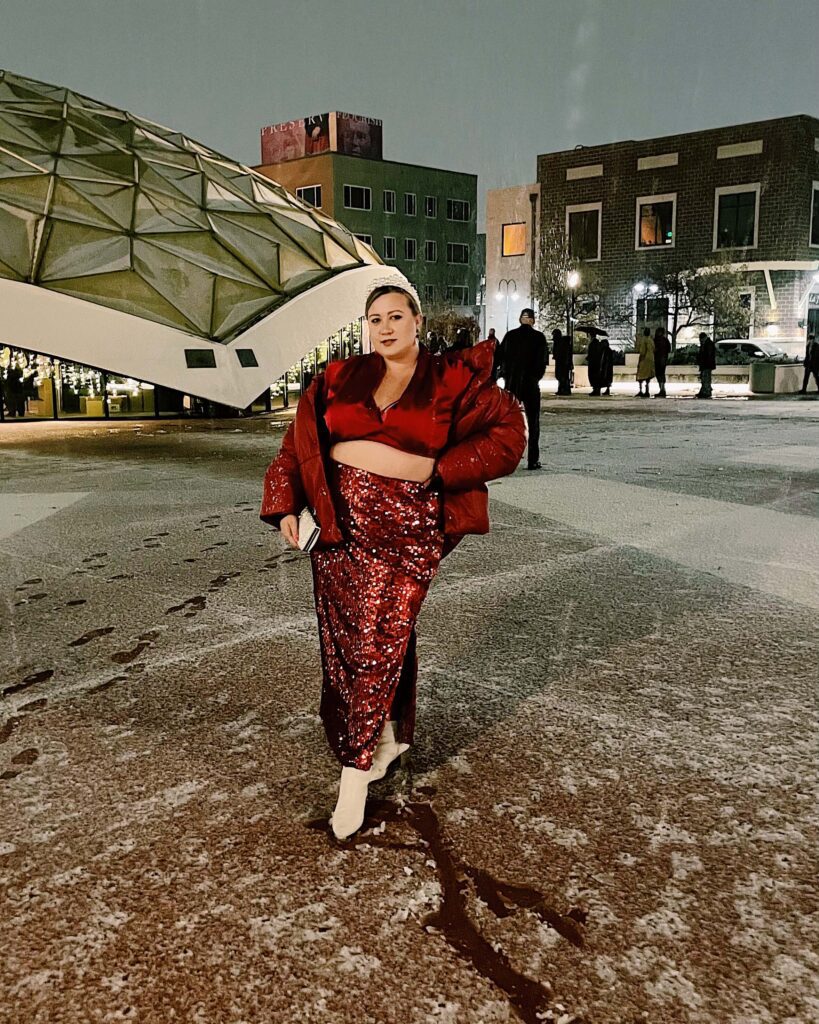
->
<box><xmin>364</xmin><ymin>285</ymin><xmax>421</xmax><ymax>317</ymax></box>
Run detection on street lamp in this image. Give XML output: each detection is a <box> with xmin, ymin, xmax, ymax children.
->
<box><xmin>566</xmin><ymin>270</ymin><xmax>581</xmax><ymax>345</ymax></box>
<box><xmin>496</xmin><ymin>278</ymin><xmax>518</xmax><ymax>334</ymax></box>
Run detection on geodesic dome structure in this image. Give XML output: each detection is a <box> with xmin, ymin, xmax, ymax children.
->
<box><xmin>0</xmin><ymin>69</ymin><xmax>404</xmax><ymax>406</ymax></box>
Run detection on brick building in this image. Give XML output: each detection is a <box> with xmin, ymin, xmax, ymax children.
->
<box><xmin>534</xmin><ymin>114</ymin><xmax>819</xmax><ymax>351</ymax></box>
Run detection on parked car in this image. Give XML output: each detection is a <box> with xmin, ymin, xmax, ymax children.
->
<box><xmin>715</xmin><ymin>339</ymin><xmax>788</xmax><ymax>359</ymax></box>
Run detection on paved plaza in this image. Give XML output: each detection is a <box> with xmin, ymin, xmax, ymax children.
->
<box><xmin>1</xmin><ymin>397</ymin><xmax>818</xmax><ymax>1024</ymax></box>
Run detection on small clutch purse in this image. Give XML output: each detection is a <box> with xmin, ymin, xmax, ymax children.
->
<box><xmin>297</xmin><ymin>507</ymin><xmax>321</xmax><ymax>552</ymax></box>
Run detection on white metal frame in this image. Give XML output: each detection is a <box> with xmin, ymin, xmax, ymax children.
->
<box><xmin>383</xmin><ymin>189</ymin><xmax>396</xmax><ymax>214</ymax></box>
<box><xmin>565</xmin><ymin>201</ymin><xmax>602</xmax><ymax>262</ymax></box>
<box><xmin>0</xmin><ymin>265</ymin><xmax>401</xmax><ymax>409</ymax></box>
<box><xmin>446</xmin><ymin>242</ymin><xmax>469</xmax><ymax>265</ymax></box>
<box><xmin>404</xmin><ymin>192</ymin><xmax>417</xmax><ymax>217</ymax></box>
<box><xmin>383</xmin><ymin>235</ymin><xmax>396</xmax><ymax>260</ymax></box>
<box><xmin>424</xmin><ymin>195</ymin><xmax>438</xmax><ymax>218</ymax></box>
<box><xmin>424</xmin><ymin>240</ymin><xmax>437</xmax><ymax>263</ymax></box>
<box><xmin>635</xmin><ymin>192</ymin><xmax>677</xmax><ymax>250</ymax></box>
<box><xmin>446</xmin><ymin>198</ymin><xmax>471</xmax><ymax>222</ymax></box>
<box><xmin>713</xmin><ymin>182</ymin><xmax>761</xmax><ymax>251</ymax></box>
<box><xmin>404</xmin><ymin>237</ymin><xmax>417</xmax><ymax>261</ymax></box>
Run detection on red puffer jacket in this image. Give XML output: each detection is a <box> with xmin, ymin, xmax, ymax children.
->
<box><xmin>260</xmin><ymin>341</ymin><xmax>526</xmax><ymax>556</ymax></box>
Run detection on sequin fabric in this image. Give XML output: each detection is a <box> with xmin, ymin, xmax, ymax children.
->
<box><xmin>310</xmin><ymin>462</ymin><xmax>444</xmax><ymax>770</ymax></box>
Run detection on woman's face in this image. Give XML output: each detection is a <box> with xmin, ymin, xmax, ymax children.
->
<box><xmin>366</xmin><ymin>292</ymin><xmax>422</xmax><ymax>361</ymax></box>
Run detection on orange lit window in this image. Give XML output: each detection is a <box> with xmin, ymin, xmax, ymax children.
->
<box><xmin>502</xmin><ymin>222</ymin><xmax>526</xmax><ymax>256</ymax></box>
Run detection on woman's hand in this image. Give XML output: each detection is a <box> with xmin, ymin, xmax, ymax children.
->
<box><xmin>280</xmin><ymin>514</ymin><xmax>299</xmax><ymax>549</ymax></box>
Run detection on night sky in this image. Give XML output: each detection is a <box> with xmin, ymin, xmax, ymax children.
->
<box><xmin>2</xmin><ymin>0</ymin><xmax>817</xmax><ymax>226</ymax></box>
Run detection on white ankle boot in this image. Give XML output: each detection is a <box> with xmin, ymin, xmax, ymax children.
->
<box><xmin>330</xmin><ymin>766</ymin><xmax>371</xmax><ymax>840</ymax></box>
<box><xmin>368</xmin><ymin>720</ymin><xmax>410</xmax><ymax>782</ymax></box>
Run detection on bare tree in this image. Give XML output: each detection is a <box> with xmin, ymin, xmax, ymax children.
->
<box><xmin>640</xmin><ymin>253</ymin><xmax>752</xmax><ymax>349</ymax></box>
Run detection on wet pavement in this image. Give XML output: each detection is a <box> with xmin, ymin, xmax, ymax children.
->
<box><xmin>1</xmin><ymin>398</ymin><xmax>818</xmax><ymax>1024</ymax></box>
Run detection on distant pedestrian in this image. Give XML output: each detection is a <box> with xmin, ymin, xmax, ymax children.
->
<box><xmin>587</xmin><ymin>334</ymin><xmax>604</xmax><ymax>396</ymax></box>
<box><xmin>452</xmin><ymin>327</ymin><xmax>473</xmax><ymax>352</ymax></box>
<box><xmin>496</xmin><ymin>308</ymin><xmax>549</xmax><ymax>469</ymax></box>
<box><xmin>696</xmin><ymin>332</ymin><xmax>716</xmax><ymax>398</ymax></box>
<box><xmin>3</xmin><ymin>366</ymin><xmax>26</xmax><ymax>417</ymax></box>
<box><xmin>798</xmin><ymin>333</ymin><xmax>818</xmax><ymax>394</ymax></box>
<box><xmin>599</xmin><ymin>337</ymin><xmax>614</xmax><ymax>396</ymax></box>
<box><xmin>552</xmin><ymin>329</ymin><xmax>573</xmax><ymax>396</ymax></box>
<box><xmin>653</xmin><ymin>327</ymin><xmax>670</xmax><ymax>398</ymax></box>
<box><xmin>483</xmin><ymin>328</ymin><xmax>498</xmax><ymax>345</ymax></box>
<box><xmin>636</xmin><ymin>327</ymin><xmax>655</xmax><ymax>397</ymax></box>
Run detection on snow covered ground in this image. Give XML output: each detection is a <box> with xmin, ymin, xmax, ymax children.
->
<box><xmin>1</xmin><ymin>400</ymin><xmax>817</xmax><ymax>1024</ymax></box>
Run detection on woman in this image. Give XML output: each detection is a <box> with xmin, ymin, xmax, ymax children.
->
<box><xmin>261</xmin><ymin>283</ymin><xmax>526</xmax><ymax>840</ymax></box>
<box><xmin>636</xmin><ymin>327</ymin><xmax>655</xmax><ymax>397</ymax></box>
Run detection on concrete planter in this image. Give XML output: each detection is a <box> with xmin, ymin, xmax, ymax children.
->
<box><xmin>749</xmin><ymin>361</ymin><xmax>803</xmax><ymax>394</ymax></box>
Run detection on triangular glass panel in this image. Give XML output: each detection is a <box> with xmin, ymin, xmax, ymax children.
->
<box><xmin>251</xmin><ymin>177</ymin><xmax>290</xmax><ymax>208</ymax></box>
<box><xmin>134</xmin><ymin>189</ymin><xmax>208</xmax><ymax>233</ymax></box>
<box><xmin>0</xmin><ymin>201</ymin><xmax>39</xmax><ymax>277</ymax></box>
<box><xmin>2</xmin><ymin>111</ymin><xmax>63</xmax><ymax>151</ymax></box>
<box><xmin>205</xmin><ymin>180</ymin><xmax>253</xmax><ymax>211</ymax></box>
<box><xmin>212</xmin><ymin>276</ymin><xmax>278</xmax><ymax>341</ymax></box>
<box><xmin>39</xmin><ymin>222</ymin><xmax>130</xmax><ymax>281</ymax></box>
<box><xmin>133</xmin><ymin>239</ymin><xmax>214</xmax><ymax>335</ymax></box>
<box><xmin>207</xmin><ymin>213</ymin><xmax>282</xmax><ymax>290</ymax></box>
<box><xmin>278</xmin><ymin>245</ymin><xmax>326</xmax><ymax>291</ymax></box>
<box><xmin>56</xmin><ymin>154</ymin><xmax>131</xmax><ymax>184</ymax></box>
<box><xmin>0</xmin><ymin>149</ymin><xmax>53</xmax><ymax>179</ymax></box>
<box><xmin>139</xmin><ymin>161</ymin><xmax>203</xmax><ymax>205</ymax></box>
<box><xmin>51</xmin><ymin>179</ymin><xmax>124</xmax><ymax>230</ymax></box>
<box><xmin>47</xmin><ymin>270</ymin><xmax>198</xmax><ymax>335</ymax></box>
<box><xmin>144</xmin><ymin>231</ymin><xmax>267</xmax><ymax>287</ymax></box>
<box><xmin>0</xmin><ymin>175</ymin><xmax>52</xmax><ymax>215</ymax></box>
<box><xmin>267</xmin><ymin>210</ymin><xmax>328</xmax><ymax>267</ymax></box>
<box><xmin>69</xmin><ymin>178</ymin><xmax>135</xmax><ymax>230</ymax></box>
<box><xmin>324</xmin><ymin>234</ymin><xmax>359</xmax><ymax>269</ymax></box>
<box><xmin>0</xmin><ymin>253</ymin><xmax>25</xmax><ymax>282</ymax></box>
<box><xmin>140</xmin><ymin>150</ymin><xmax>199</xmax><ymax>171</ymax></box>
<box><xmin>134</xmin><ymin>127</ymin><xmax>178</xmax><ymax>150</ymax></box>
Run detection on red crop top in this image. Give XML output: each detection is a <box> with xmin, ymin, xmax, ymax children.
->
<box><xmin>322</xmin><ymin>345</ymin><xmax>474</xmax><ymax>458</ymax></box>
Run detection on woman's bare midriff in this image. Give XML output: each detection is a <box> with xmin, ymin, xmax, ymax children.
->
<box><xmin>330</xmin><ymin>441</ymin><xmax>434</xmax><ymax>482</ymax></box>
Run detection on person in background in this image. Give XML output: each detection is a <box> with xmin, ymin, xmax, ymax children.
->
<box><xmin>798</xmin><ymin>333</ymin><xmax>818</xmax><ymax>394</ymax></box>
<box><xmin>636</xmin><ymin>327</ymin><xmax>655</xmax><ymax>397</ymax></box>
<box><xmin>599</xmin><ymin>336</ymin><xmax>614</xmax><ymax>396</ymax></box>
<box><xmin>484</xmin><ymin>328</ymin><xmax>498</xmax><ymax>344</ymax></box>
<box><xmin>696</xmin><ymin>332</ymin><xmax>716</xmax><ymax>399</ymax></box>
<box><xmin>552</xmin><ymin>328</ymin><xmax>573</xmax><ymax>396</ymax></box>
<box><xmin>451</xmin><ymin>327</ymin><xmax>473</xmax><ymax>352</ymax></box>
<box><xmin>587</xmin><ymin>333</ymin><xmax>604</xmax><ymax>396</ymax></box>
<box><xmin>653</xmin><ymin>326</ymin><xmax>670</xmax><ymax>398</ymax></box>
<box><xmin>496</xmin><ymin>308</ymin><xmax>548</xmax><ymax>469</ymax></box>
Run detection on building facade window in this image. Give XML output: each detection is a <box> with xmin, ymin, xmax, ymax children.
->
<box><xmin>383</xmin><ymin>236</ymin><xmax>396</xmax><ymax>260</ymax></box>
<box><xmin>636</xmin><ymin>193</ymin><xmax>676</xmax><ymax>248</ymax></box>
<box><xmin>566</xmin><ymin>202</ymin><xmax>602</xmax><ymax>261</ymax></box>
<box><xmin>404</xmin><ymin>192</ymin><xmax>417</xmax><ymax>216</ymax></box>
<box><xmin>404</xmin><ymin>237</ymin><xmax>417</xmax><ymax>261</ymax></box>
<box><xmin>502</xmin><ymin>222</ymin><xmax>526</xmax><ymax>257</ymax></box>
<box><xmin>383</xmin><ymin>189</ymin><xmax>396</xmax><ymax>214</ymax></box>
<box><xmin>446</xmin><ymin>198</ymin><xmax>470</xmax><ymax>221</ymax></box>
<box><xmin>343</xmin><ymin>184</ymin><xmax>371</xmax><ymax>211</ymax></box>
<box><xmin>713</xmin><ymin>184</ymin><xmax>760</xmax><ymax>249</ymax></box>
<box><xmin>447</xmin><ymin>242</ymin><xmax>469</xmax><ymax>264</ymax></box>
<box><xmin>811</xmin><ymin>182</ymin><xmax>819</xmax><ymax>247</ymax></box>
<box><xmin>447</xmin><ymin>285</ymin><xmax>468</xmax><ymax>304</ymax></box>
<box><xmin>423</xmin><ymin>284</ymin><xmax>435</xmax><ymax>303</ymax></box>
<box><xmin>354</xmin><ymin>233</ymin><xmax>373</xmax><ymax>245</ymax></box>
<box><xmin>296</xmin><ymin>184</ymin><xmax>322</xmax><ymax>208</ymax></box>
<box><xmin>424</xmin><ymin>240</ymin><xmax>437</xmax><ymax>262</ymax></box>
<box><xmin>424</xmin><ymin>195</ymin><xmax>437</xmax><ymax>218</ymax></box>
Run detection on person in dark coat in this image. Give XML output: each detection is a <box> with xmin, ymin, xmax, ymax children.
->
<box><xmin>587</xmin><ymin>335</ymin><xmax>604</xmax><ymax>395</ymax></box>
<box><xmin>496</xmin><ymin>308</ymin><xmax>549</xmax><ymax>469</ymax></box>
<box><xmin>452</xmin><ymin>327</ymin><xmax>473</xmax><ymax>352</ymax></box>
<box><xmin>3</xmin><ymin>366</ymin><xmax>27</xmax><ymax>417</ymax></box>
<box><xmin>654</xmin><ymin>327</ymin><xmax>671</xmax><ymax>398</ymax></box>
<box><xmin>599</xmin><ymin>337</ymin><xmax>614</xmax><ymax>395</ymax></box>
<box><xmin>696</xmin><ymin>332</ymin><xmax>716</xmax><ymax>398</ymax></box>
<box><xmin>798</xmin><ymin>333</ymin><xmax>818</xmax><ymax>394</ymax></box>
<box><xmin>552</xmin><ymin>329</ymin><xmax>573</xmax><ymax>396</ymax></box>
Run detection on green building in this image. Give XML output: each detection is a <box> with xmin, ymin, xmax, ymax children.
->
<box><xmin>254</xmin><ymin>114</ymin><xmax>478</xmax><ymax>318</ymax></box>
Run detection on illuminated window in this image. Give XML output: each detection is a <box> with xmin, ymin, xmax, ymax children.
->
<box><xmin>502</xmin><ymin>223</ymin><xmax>526</xmax><ymax>257</ymax></box>
<box><xmin>636</xmin><ymin>194</ymin><xmax>676</xmax><ymax>248</ymax></box>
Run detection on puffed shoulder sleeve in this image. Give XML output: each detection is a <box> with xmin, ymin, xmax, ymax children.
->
<box><xmin>435</xmin><ymin>380</ymin><xmax>526</xmax><ymax>491</ymax></box>
<box><xmin>259</xmin><ymin>374</ymin><xmax>326</xmax><ymax>527</ymax></box>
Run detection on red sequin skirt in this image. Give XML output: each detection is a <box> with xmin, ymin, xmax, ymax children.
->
<box><xmin>310</xmin><ymin>462</ymin><xmax>443</xmax><ymax>769</ymax></box>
